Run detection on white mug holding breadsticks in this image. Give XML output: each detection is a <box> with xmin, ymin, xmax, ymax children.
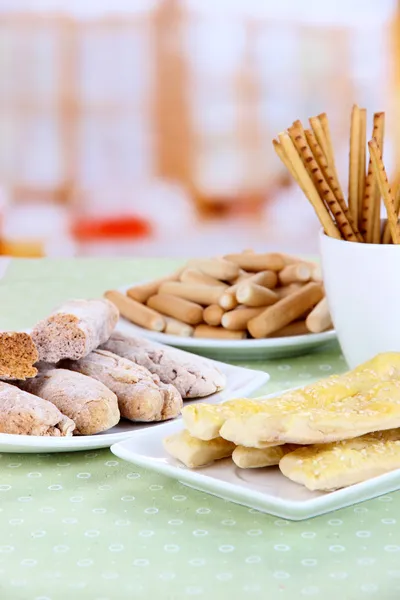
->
<box><xmin>273</xmin><ymin>105</ymin><xmax>400</xmax><ymax>367</ymax></box>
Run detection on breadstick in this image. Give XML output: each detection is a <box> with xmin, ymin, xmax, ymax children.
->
<box><xmin>278</xmin><ymin>132</ymin><xmax>342</xmax><ymax>240</ymax></box>
<box><xmin>235</xmin><ymin>269</ymin><xmax>252</xmax><ymax>282</ymax></box>
<box><xmin>105</xmin><ymin>291</ymin><xmax>165</xmax><ymax>332</ymax></box>
<box><xmin>372</xmin><ymin>114</ymin><xmax>385</xmax><ymax>243</ymax></box>
<box><xmin>164</xmin><ymin>317</ymin><xmax>194</xmax><ymax>337</ymax></box>
<box><xmin>318</xmin><ymin>112</ymin><xmax>340</xmax><ymax>184</ymax></box>
<box><xmin>234</xmin><ymin>270</ymin><xmax>277</xmax><ymax>288</ymax></box>
<box><xmin>273</xmin><ymin>139</ymin><xmax>307</xmax><ymax>194</ymax></box>
<box><xmin>159</xmin><ymin>282</ymin><xmax>225</xmax><ymax>305</ymax></box>
<box><xmin>309</xmin><ymin>116</ymin><xmax>330</xmax><ymax>162</ymax></box>
<box><xmin>358</xmin><ymin>108</ymin><xmax>367</xmax><ymax>224</ymax></box>
<box><xmin>236</xmin><ymin>282</ymin><xmax>278</xmax><ymax>307</ymax></box>
<box><xmin>194</xmin><ymin>325</ymin><xmax>246</xmax><ymax>340</ymax></box>
<box><xmin>219</xmin><ymin>289</ymin><xmax>239</xmax><ymax>310</ymax></box>
<box><xmin>267</xmin><ymin>321</ymin><xmax>309</xmax><ymax>338</ymax></box>
<box><xmin>221</xmin><ymin>307</ymin><xmax>264</xmax><ymax>331</ymax></box>
<box><xmin>305</xmin><ymin>129</ymin><xmax>362</xmax><ymax>241</ymax></box>
<box><xmin>248</xmin><ymin>282</ymin><xmax>324</xmax><ymax>339</ymax></box>
<box><xmin>278</xmin><ymin>263</ymin><xmax>312</xmax><ymax>285</ymax></box>
<box><xmin>248</xmin><ymin>270</ymin><xmax>278</xmax><ymax>289</ymax></box>
<box><xmin>368</xmin><ymin>139</ymin><xmax>400</xmax><ymax>244</ymax></box>
<box><xmin>289</xmin><ymin>126</ymin><xmax>358</xmax><ymax>242</ymax></box>
<box><xmin>305</xmin><ymin>298</ymin><xmax>333</xmax><ymax>333</ymax></box>
<box><xmin>203</xmin><ymin>304</ymin><xmax>225</xmax><ymax>326</ymax></box>
<box><xmin>311</xmin><ymin>264</ymin><xmax>322</xmax><ymax>282</ymax></box>
<box><xmin>147</xmin><ymin>293</ymin><xmax>203</xmax><ymax>325</ymax></box>
<box><xmin>224</xmin><ymin>251</ymin><xmax>286</xmax><ymax>272</ymax></box>
<box><xmin>275</xmin><ymin>283</ymin><xmax>304</xmax><ymax>300</ymax></box>
<box><xmin>348</xmin><ymin>104</ymin><xmax>361</xmax><ymax>224</ymax></box>
<box><xmin>187</xmin><ymin>258</ymin><xmax>239</xmax><ymax>281</ymax></box>
<box><xmin>360</xmin><ymin>112</ymin><xmax>385</xmax><ymax>242</ymax></box>
<box><xmin>382</xmin><ymin>185</ymin><xmax>400</xmax><ymax>244</ymax></box>
<box><xmin>127</xmin><ymin>270</ymin><xmax>182</xmax><ymax>303</ymax></box>
<box><xmin>180</xmin><ymin>268</ymin><xmax>227</xmax><ymax>288</ymax></box>
<box><xmin>279</xmin><ymin>253</ymin><xmax>302</xmax><ymax>265</ymax></box>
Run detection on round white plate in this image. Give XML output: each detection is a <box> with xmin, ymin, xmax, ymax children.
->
<box><xmin>0</xmin><ymin>358</ymin><xmax>269</xmax><ymax>453</ymax></box>
<box><xmin>116</xmin><ymin>317</ymin><xmax>337</xmax><ymax>361</ymax></box>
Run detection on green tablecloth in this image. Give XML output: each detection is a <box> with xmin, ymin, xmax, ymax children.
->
<box><xmin>0</xmin><ymin>259</ymin><xmax>399</xmax><ymax>600</ymax></box>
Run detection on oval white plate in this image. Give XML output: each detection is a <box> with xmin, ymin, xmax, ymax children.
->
<box><xmin>116</xmin><ymin>314</ymin><xmax>337</xmax><ymax>362</ymax></box>
<box><xmin>0</xmin><ymin>357</ymin><xmax>269</xmax><ymax>453</ymax></box>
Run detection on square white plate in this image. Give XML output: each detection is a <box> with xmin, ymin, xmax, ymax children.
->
<box><xmin>111</xmin><ymin>392</ymin><xmax>400</xmax><ymax>520</ymax></box>
<box><xmin>0</xmin><ymin>356</ymin><xmax>269</xmax><ymax>453</ymax></box>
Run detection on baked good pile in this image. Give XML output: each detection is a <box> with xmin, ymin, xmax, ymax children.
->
<box><xmin>164</xmin><ymin>353</ymin><xmax>400</xmax><ymax>491</ymax></box>
<box><xmin>106</xmin><ymin>251</ymin><xmax>333</xmax><ymax>340</ymax></box>
<box><xmin>0</xmin><ymin>299</ymin><xmax>226</xmax><ymax>437</ymax></box>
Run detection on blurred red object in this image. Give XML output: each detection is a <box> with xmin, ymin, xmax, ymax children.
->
<box><xmin>71</xmin><ymin>215</ymin><xmax>152</xmax><ymax>241</ymax></box>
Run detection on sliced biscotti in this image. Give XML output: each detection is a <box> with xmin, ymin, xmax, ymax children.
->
<box><xmin>279</xmin><ymin>429</ymin><xmax>400</xmax><ymax>491</ymax></box>
<box><xmin>32</xmin><ymin>299</ymin><xmax>119</xmax><ymax>363</ymax></box>
<box><xmin>63</xmin><ymin>349</ymin><xmax>182</xmax><ymax>422</ymax></box>
<box><xmin>0</xmin><ymin>381</ymin><xmax>75</xmax><ymax>436</ymax></box>
<box><xmin>101</xmin><ymin>332</ymin><xmax>226</xmax><ymax>398</ymax></box>
<box><xmin>18</xmin><ymin>368</ymin><xmax>119</xmax><ymax>435</ymax></box>
<box><xmin>0</xmin><ymin>332</ymin><xmax>39</xmax><ymax>380</ymax></box>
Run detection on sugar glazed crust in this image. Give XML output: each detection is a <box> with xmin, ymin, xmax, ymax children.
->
<box><xmin>101</xmin><ymin>332</ymin><xmax>226</xmax><ymax>398</ymax></box>
<box><xmin>18</xmin><ymin>368</ymin><xmax>120</xmax><ymax>435</ymax></box>
<box><xmin>31</xmin><ymin>299</ymin><xmax>119</xmax><ymax>363</ymax></box>
<box><xmin>0</xmin><ymin>381</ymin><xmax>75</xmax><ymax>436</ymax></box>
<box><xmin>0</xmin><ymin>332</ymin><xmax>39</xmax><ymax>380</ymax></box>
<box><xmin>63</xmin><ymin>349</ymin><xmax>182</xmax><ymax>422</ymax></box>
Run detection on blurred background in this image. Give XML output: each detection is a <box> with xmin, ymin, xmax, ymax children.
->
<box><xmin>0</xmin><ymin>0</ymin><xmax>398</xmax><ymax>258</ymax></box>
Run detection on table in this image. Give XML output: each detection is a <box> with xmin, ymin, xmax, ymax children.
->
<box><xmin>0</xmin><ymin>259</ymin><xmax>399</xmax><ymax>600</ymax></box>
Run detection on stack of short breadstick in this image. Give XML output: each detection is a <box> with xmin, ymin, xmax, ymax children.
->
<box><xmin>273</xmin><ymin>106</ymin><xmax>400</xmax><ymax>244</ymax></box>
<box><xmin>105</xmin><ymin>250</ymin><xmax>333</xmax><ymax>340</ymax></box>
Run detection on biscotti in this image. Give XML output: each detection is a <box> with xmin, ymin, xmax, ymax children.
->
<box><xmin>18</xmin><ymin>368</ymin><xmax>120</xmax><ymax>435</ymax></box>
<box><xmin>32</xmin><ymin>299</ymin><xmax>119</xmax><ymax>362</ymax></box>
<box><xmin>0</xmin><ymin>381</ymin><xmax>75</xmax><ymax>436</ymax></box>
<box><xmin>63</xmin><ymin>349</ymin><xmax>182</xmax><ymax>422</ymax></box>
<box><xmin>101</xmin><ymin>332</ymin><xmax>226</xmax><ymax>398</ymax></box>
<box><xmin>0</xmin><ymin>332</ymin><xmax>39</xmax><ymax>380</ymax></box>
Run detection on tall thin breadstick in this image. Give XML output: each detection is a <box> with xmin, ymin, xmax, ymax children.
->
<box><xmin>368</xmin><ymin>139</ymin><xmax>400</xmax><ymax>244</ymax></box>
<box><xmin>358</xmin><ymin>108</ymin><xmax>367</xmax><ymax>225</ymax></box>
<box><xmin>382</xmin><ymin>184</ymin><xmax>400</xmax><ymax>244</ymax></box>
<box><xmin>360</xmin><ymin>112</ymin><xmax>385</xmax><ymax>242</ymax></box>
<box><xmin>314</xmin><ymin>113</ymin><xmax>344</xmax><ymax>205</ymax></box>
<box><xmin>348</xmin><ymin>104</ymin><xmax>361</xmax><ymax>224</ymax></box>
<box><xmin>318</xmin><ymin>113</ymin><xmax>337</xmax><ymax>170</ymax></box>
<box><xmin>305</xmin><ymin>129</ymin><xmax>362</xmax><ymax>241</ymax></box>
<box><xmin>276</xmin><ymin>132</ymin><xmax>342</xmax><ymax>240</ymax></box>
<box><xmin>288</xmin><ymin>126</ymin><xmax>358</xmax><ymax>242</ymax></box>
<box><xmin>272</xmin><ymin>139</ymin><xmax>306</xmax><ymax>195</ymax></box>
<box><xmin>309</xmin><ymin>116</ymin><xmax>330</xmax><ymax>162</ymax></box>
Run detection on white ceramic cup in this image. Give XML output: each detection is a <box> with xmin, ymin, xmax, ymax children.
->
<box><xmin>319</xmin><ymin>228</ymin><xmax>400</xmax><ymax>368</ymax></box>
